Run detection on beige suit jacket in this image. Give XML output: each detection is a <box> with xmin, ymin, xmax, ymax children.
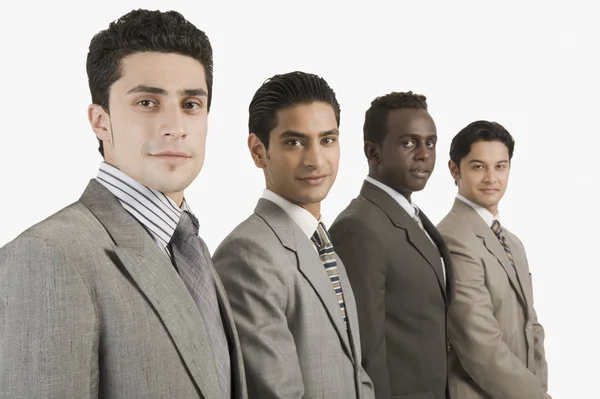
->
<box><xmin>0</xmin><ymin>180</ymin><xmax>247</xmax><ymax>399</ymax></box>
<box><xmin>437</xmin><ymin>199</ymin><xmax>548</xmax><ymax>399</ymax></box>
<box><xmin>212</xmin><ymin>199</ymin><xmax>374</xmax><ymax>399</ymax></box>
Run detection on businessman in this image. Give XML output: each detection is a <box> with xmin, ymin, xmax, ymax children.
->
<box><xmin>212</xmin><ymin>71</ymin><xmax>374</xmax><ymax>399</ymax></box>
<box><xmin>0</xmin><ymin>9</ymin><xmax>246</xmax><ymax>399</ymax></box>
<box><xmin>437</xmin><ymin>120</ymin><xmax>549</xmax><ymax>398</ymax></box>
<box><xmin>330</xmin><ymin>91</ymin><xmax>453</xmax><ymax>398</ymax></box>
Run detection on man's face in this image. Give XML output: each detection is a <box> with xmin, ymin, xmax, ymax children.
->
<box><xmin>374</xmin><ymin>108</ymin><xmax>437</xmax><ymax>198</ymax></box>
<box><xmin>89</xmin><ymin>52</ymin><xmax>209</xmax><ymax>205</ymax></box>
<box><xmin>450</xmin><ymin>140</ymin><xmax>511</xmax><ymax>215</ymax></box>
<box><xmin>249</xmin><ymin>101</ymin><xmax>340</xmax><ymax>219</ymax></box>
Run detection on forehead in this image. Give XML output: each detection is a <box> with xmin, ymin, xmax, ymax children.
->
<box><xmin>465</xmin><ymin>140</ymin><xmax>510</xmax><ymax>161</ymax></box>
<box><xmin>386</xmin><ymin>108</ymin><xmax>436</xmax><ymax>137</ymax></box>
<box><xmin>272</xmin><ymin>102</ymin><xmax>337</xmax><ymax>135</ymax></box>
<box><xmin>114</xmin><ymin>52</ymin><xmax>207</xmax><ymax>92</ymax></box>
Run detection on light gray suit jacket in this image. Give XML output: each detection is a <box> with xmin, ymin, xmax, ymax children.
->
<box><xmin>212</xmin><ymin>199</ymin><xmax>375</xmax><ymax>399</ymax></box>
<box><xmin>437</xmin><ymin>199</ymin><xmax>548</xmax><ymax>399</ymax></box>
<box><xmin>0</xmin><ymin>180</ymin><xmax>247</xmax><ymax>399</ymax></box>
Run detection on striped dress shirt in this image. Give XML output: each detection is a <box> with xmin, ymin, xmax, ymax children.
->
<box><xmin>96</xmin><ymin>162</ymin><xmax>192</xmax><ymax>259</ymax></box>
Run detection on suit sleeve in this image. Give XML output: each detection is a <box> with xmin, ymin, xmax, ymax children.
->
<box><xmin>513</xmin><ymin>237</ymin><xmax>549</xmax><ymax>391</ymax></box>
<box><xmin>0</xmin><ymin>235</ymin><xmax>99</xmax><ymax>398</ymax></box>
<box><xmin>330</xmin><ymin>218</ymin><xmax>388</xmax><ymax>399</ymax></box>
<box><xmin>212</xmin><ymin>235</ymin><xmax>304</xmax><ymax>399</ymax></box>
<box><xmin>442</xmin><ymin>233</ymin><xmax>546</xmax><ymax>399</ymax></box>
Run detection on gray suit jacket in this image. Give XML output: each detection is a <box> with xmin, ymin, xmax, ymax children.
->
<box><xmin>212</xmin><ymin>199</ymin><xmax>375</xmax><ymax>399</ymax></box>
<box><xmin>437</xmin><ymin>199</ymin><xmax>548</xmax><ymax>399</ymax></box>
<box><xmin>0</xmin><ymin>180</ymin><xmax>247</xmax><ymax>399</ymax></box>
<box><xmin>330</xmin><ymin>180</ymin><xmax>453</xmax><ymax>399</ymax></box>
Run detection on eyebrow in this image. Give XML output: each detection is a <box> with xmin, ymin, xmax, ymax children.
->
<box><xmin>397</xmin><ymin>133</ymin><xmax>437</xmax><ymax>139</ymax></box>
<box><xmin>468</xmin><ymin>159</ymin><xmax>509</xmax><ymax>164</ymax></box>
<box><xmin>126</xmin><ymin>85</ymin><xmax>208</xmax><ymax>97</ymax></box>
<box><xmin>280</xmin><ymin>129</ymin><xmax>339</xmax><ymax>139</ymax></box>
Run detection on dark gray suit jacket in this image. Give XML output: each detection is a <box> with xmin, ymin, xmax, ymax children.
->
<box><xmin>212</xmin><ymin>199</ymin><xmax>374</xmax><ymax>399</ymax></box>
<box><xmin>0</xmin><ymin>180</ymin><xmax>247</xmax><ymax>399</ymax></box>
<box><xmin>330</xmin><ymin>180</ymin><xmax>454</xmax><ymax>399</ymax></box>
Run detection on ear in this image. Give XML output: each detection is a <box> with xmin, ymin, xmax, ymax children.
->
<box><xmin>449</xmin><ymin>160</ymin><xmax>460</xmax><ymax>184</ymax></box>
<box><xmin>88</xmin><ymin>104</ymin><xmax>112</xmax><ymax>142</ymax></box>
<box><xmin>364</xmin><ymin>141</ymin><xmax>381</xmax><ymax>166</ymax></box>
<box><xmin>248</xmin><ymin>133</ymin><xmax>267</xmax><ymax>168</ymax></box>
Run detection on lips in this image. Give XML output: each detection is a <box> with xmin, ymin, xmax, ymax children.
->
<box><xmin>298</xmin><ymin>175</ymin><xmax>328</xmax><ymax>185</ymax></box>
<box><xmin>409</xmin><ymin>167</ymin><xmax>430</xmax><ymax>178</ymax></box>
<box><xmin>152</xmin><ymin>151</ymin><xmax>190</xmax><ymax>158</ymax></box>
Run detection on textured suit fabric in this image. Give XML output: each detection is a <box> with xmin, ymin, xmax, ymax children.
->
<box><xmin>0</xmin><ymin>180</ymin><xmax>247</xmax><ymax>399</ymax></box>
<box><xmin>212</xmin><ymin>198</ymin><xmax>375</xmax><ymax>399</ymax></box>
<box><xmin>437</xmin><ymin>198</ymin><xmax>548</xmax><ymax>399</ymax></box>
<box><xmin>329</xmin><ymin>180</ymin><xmax>453</xmax><ymax>399</ymax></box>
<box><xmin>171</xmin><ymin>211</ymin><xmax>231</xmax><ymax>398</ymax></box>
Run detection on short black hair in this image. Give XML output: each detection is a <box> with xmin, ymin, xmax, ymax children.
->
<box><xmin>86</xmin><ymin>9</ymin><xmax>213</xmax><ymax>156</ymax></box>
<box><xmin>248</xmin><ymin>71</ymin><xmax>340</xmax><ymax>150</ymax></box>
<box><xmin>363</xmin><ymin>91</ymin><xmax>428</xmax><ymax>145</ymax></box>
<box><xmin>450</xmin><ymin>120</ymin><xmax>515</xmax><ymax>167</ymax></box>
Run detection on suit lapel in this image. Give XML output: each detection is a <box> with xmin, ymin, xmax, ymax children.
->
<box><xmin>80</xmin><ymin>180</ymin><xmax>222</xmax><ymax>399</ymax></box>
<box><xmin>205</xmin><ymin>243</ymin><xmax>247</xmax><ymax>398</ymax></box>
<box><xmin>361</xmin><ymin>181</ymin><xmax>447</xmax><ymax>297</ymax></box>
<box><xmin>451</xmin><ymin>199</ymin><xmax>527</xmax><ymax>306</ymax></box>
<box><xmin>255</xmin><ymin>199</ymin><xmax>354</xmax><ymax>361</ymax></box>
<box><xmin>503</xmin><ymin>231</ymin><xmax>533</xmax><ymax>309</ymax></box>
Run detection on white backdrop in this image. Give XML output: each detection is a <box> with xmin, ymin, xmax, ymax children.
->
<box><xmin>1</xmin><ymin>1</ymin><xmax>597</xmax><ymax>397</ymax></box>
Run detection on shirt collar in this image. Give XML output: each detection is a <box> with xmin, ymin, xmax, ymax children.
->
<box><xmin>96</xmin><ymin>162</ymin><xmax>192</xmax><ymax>247</ymax></box>
<box><xmin>365</xmin><ymin>176</ymin><xmax>418</xmax><ymax>218</ymax></box>
<box><xmin>262</xmin><ymin>189</ymin><xmax>321</xmax><ymax>239</ymax></box>
<box><xmin>456</xmin><ymin>193</ymin><xmax>499</xmax><ymax>228</ymax></box>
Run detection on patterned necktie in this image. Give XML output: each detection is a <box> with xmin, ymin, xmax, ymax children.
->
<box><xmin>311</xmin><ymin>222</ymin><xmax>348</xmax><ymax>328</ymax></box>
<box><xmin>491</xmin><ymin>219</ymin><xmax>515</xmax><ymax>269</ymax></box>
<box><xmin>169</xmin><ymin>211</ymin><xmax>231</xmax><ymax>399</ymax></box>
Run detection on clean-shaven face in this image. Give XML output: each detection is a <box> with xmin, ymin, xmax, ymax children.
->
<box><xmin>89</xmin><ymin>52</ymin><xmax>209</xmax><ymax>205</ymax></box>
<box><xmin>451</xmin><ymin>140</ymin><xmax>511</xmax><ymax>215</ymax></box>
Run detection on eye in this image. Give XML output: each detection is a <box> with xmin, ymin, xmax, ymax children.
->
<box><xmin>402</xmin><ymin>141</ymin><xmax>416</xmax><ymax>148</ymax></box>
<box><xmin>426</xmin><ymin>140</ymin><xmax>436</xmax><ymax>148</ymax></box>
<box><xmin>183</xmin><ymin>101</ymin><xmax>202</xmax><ymax>111</ymax></box>
<box><xmin>473</xmin><ymin>164</ymin><xmax>484</xmax><ymax>169</ymax></box>
<box><xmin>285</xmin><ymin>140</ymin><xmax>302</xmax><ymax>147</ymax></box>
<box><xmin>137</xmin><ymin>99</ymin><xmax>156</xmax><ymax>107</ymax></box>
<box><xmin>497</xmin><ymin>164</ymin><xmax>506</xmax><ymax>169</ymax></box>
<box><xmin>322</xmin><ymin>137</ymin><xmax>337</xmax><ymax>145</ymax></box>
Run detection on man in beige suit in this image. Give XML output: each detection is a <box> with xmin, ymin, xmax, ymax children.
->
<box><xmin>212</xmin><ymin>71</ymin><xmax>374</xmax><ymax>399</ymax></box>
<box><xmin>0</xmin><ymin>10</ymin><xmax>246</xmax><ymax>398</ymax></box>
<box><xmin>437</xmin><ymin>120</ymin><xmax>550</xmax><ymax>399</ymax></box>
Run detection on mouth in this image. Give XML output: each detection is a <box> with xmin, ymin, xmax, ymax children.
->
<box><xmin>480</xmin><ymin>188</ymin><xmax>499</xmax><ymax>195</ymax></box>
<box><xmin>151</xmin><ymin>151</ymin><xmax>191</xmax><ymax>164</ymax></box>
<box><xmin>409</xmin><ymin>168</ymin><xmax>430</xmax><ymax>178</ymax></box>
<box><xmin>298</xmin><ymin>174</ymin><xmax>328</xmax><ymax>186</ymax></box>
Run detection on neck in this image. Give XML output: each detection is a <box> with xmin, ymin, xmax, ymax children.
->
<box><xmin>368</xmin><ymin>173</ymin><xmax>412</xmax><ymax>201</ymax></box>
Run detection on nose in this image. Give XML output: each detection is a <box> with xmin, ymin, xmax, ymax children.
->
<box><xmin>161</xmin><ymin>104</ymin><xmax>186</xmax><ymax>139</ymax></box>
<box><xmin>414</xmin><ymin>143</ymin><xmax>430</xmax><ymax>161</ymax></box>
<box><xmin>303</xmin><ymin>141</ymin><xmax>326</xmax><ymax>169</ymax></box>
<box><xmin>483</xmin><ymin>167</ymin><xmax>497</xmax><ymax>183</ymax></box>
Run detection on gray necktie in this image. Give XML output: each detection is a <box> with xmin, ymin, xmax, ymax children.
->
<box><xmin>413</xmin><ymin>206</ymin><xmax>425</xmax><ymax>230</ymax></box>
<box><xmin>170</xmin><ymin>211</ymin><xmax>231</xmax><ymax>398</ymax></box>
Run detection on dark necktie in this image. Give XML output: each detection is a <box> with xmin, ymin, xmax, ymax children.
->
<box><xmin>491</xmin><ymin>219</ymin><xmax>515</xmax><ymax>269</ymax></box>
<box><xmin>311</xmin><ymin>222</ymin><xmax>348</xmax><ymax>328</ymax></box>
<box><xmin>170</xmin><ymin>211</ymin><xmax>231</xmax><ymax>398</ymax></box>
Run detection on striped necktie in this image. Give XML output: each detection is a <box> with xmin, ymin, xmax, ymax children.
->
<box><xmin>491</xmin><ymin>219</ymin><xmax>515</xmax><ymax>268</ymax></box>
<box><xmin>311</xmin><ymin>222</ymin><xmax>347</xmax><ymax>328</ymax></box>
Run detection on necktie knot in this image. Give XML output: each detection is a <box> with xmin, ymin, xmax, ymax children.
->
<box><xmin>171</xmin><ymin>211</ymin><xmax>199</xmax><ymax>246</ymax></box>
<box><xmin>311</xmin><ymin>222</ymin><xmax>332</xmax><ymax>249</ymax></box>
<box><xmin>491</xmin><ymin>219</ymin><xmax>503</xmax><ymax>238</ymax></box>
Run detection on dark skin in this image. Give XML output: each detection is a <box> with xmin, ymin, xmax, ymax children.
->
<box><xmin>365</xmin><ymin>108</ymin><xmax>437</xmax><ymax>200</ymax></box>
